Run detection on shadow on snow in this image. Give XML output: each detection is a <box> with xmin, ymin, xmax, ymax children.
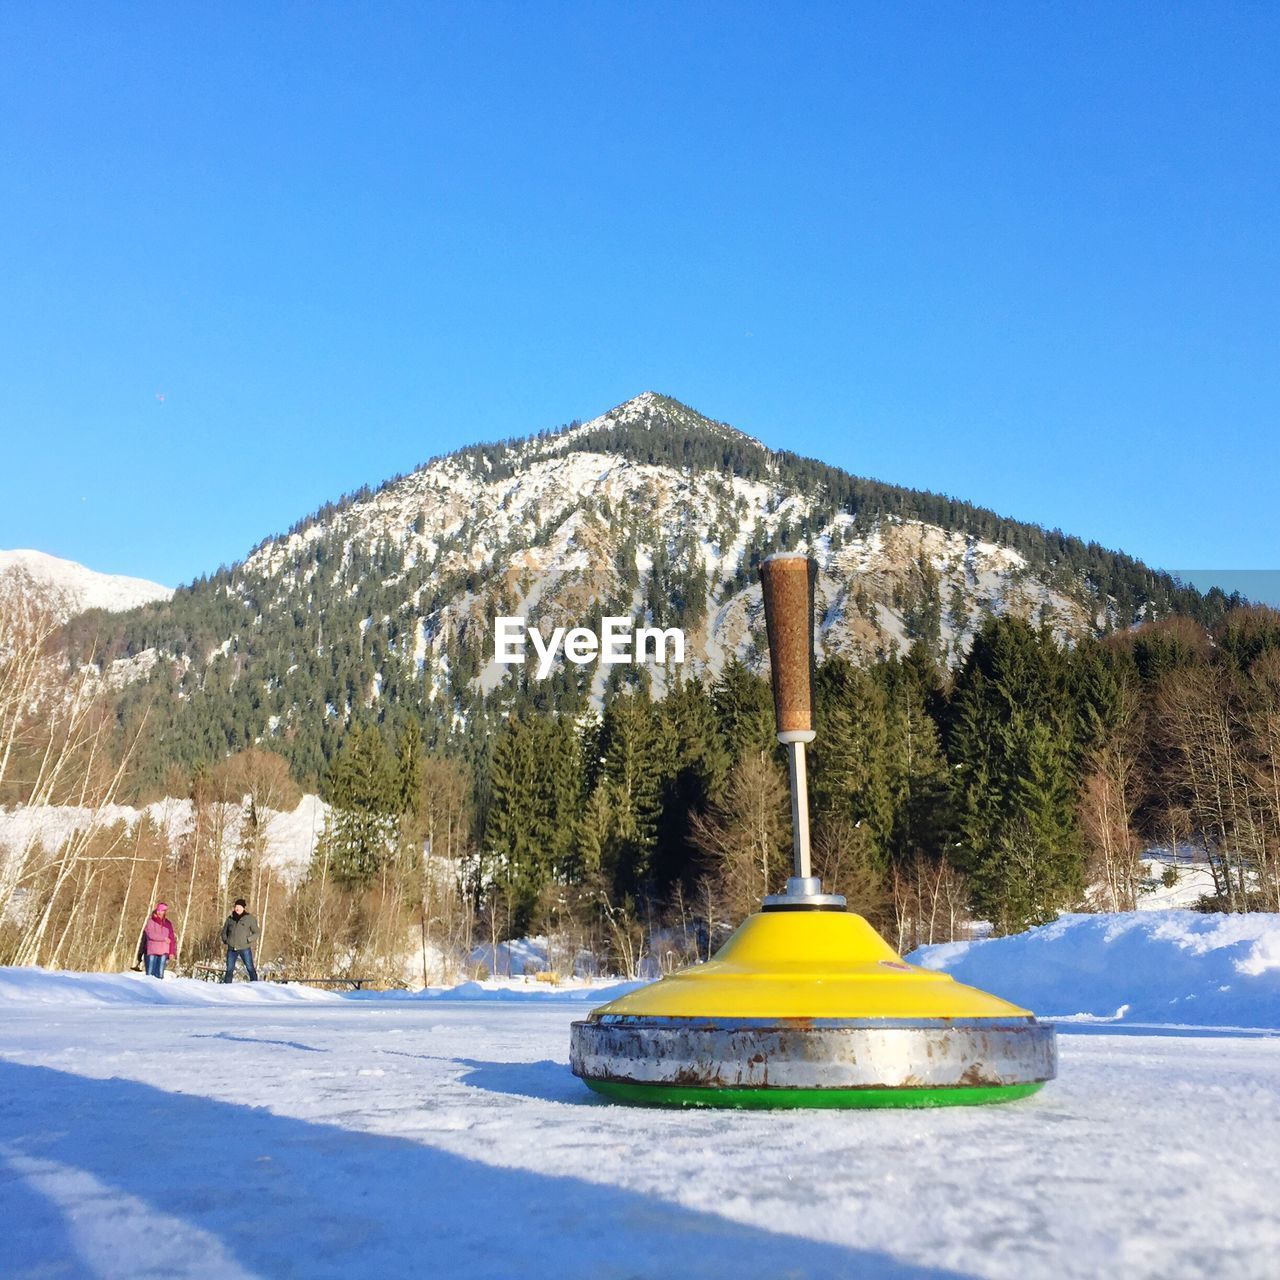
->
<box><xmin>189</xmin><ymin>1031</ymin><xmax>330</xmax><ymax>1053</ymax></box>
<box><xmin>0</xmin><ymin>1060</ymin><xmax>966</xmax><ymax>1280</ymax></box>
<box><xmin>455</xmin><ymin>1057</ymin><xmax>594</xmax><ymax>1104</ymax></box>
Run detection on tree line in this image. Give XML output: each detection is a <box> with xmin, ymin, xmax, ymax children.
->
<box><xmin>8</xmin><ymin>582</ymin><xmax>1280</xmax><ymax>981</ymax></box>
<box><xmin>288</xmin><ymin>604</ymin><xmax>1280</xmax><ymax>967</ymax></box>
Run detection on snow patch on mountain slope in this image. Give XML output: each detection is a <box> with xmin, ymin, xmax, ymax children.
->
<box><xmin>0</xmin><ymin>795</ymin><xmax>327</xmax><ymax>884</ymax></box>
<box><xmin>0</xmin><ymin>549</ymin><xmax>172</xmax><ymax>619</ymax></box>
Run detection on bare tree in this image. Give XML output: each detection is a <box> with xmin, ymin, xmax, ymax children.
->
<box><xmin>811</xmin><ymin>814</ymin><xmax>892</xmax><ymax>929</ymax></box>
<box><xmin>1155</xmin><ymin>666</ymin><xmax>1256</xmax><ymax>909</ymax></box>
<box><xmin>0</xmin><ymin>576</ymin><xmax>147</xmax><ymax>965</ymax></box>
<box><xmin>1244</xmin><ymin>650</ymin><xmax>1280</xmax><ymax>910</ymax></box>
<box><xmin>890</xmin><ymin>854</ymin><xmax>971</xmax><ymax>954</ymax></box>
<box><xmin>689</xmin><ymin>752</ymin><xmax>790</xmax><ymax>924</ymax></box>
<box><xmin>1080</xmin><ymin>682</ymin><xmax>1143</xmax><ymax>912</ymax></box>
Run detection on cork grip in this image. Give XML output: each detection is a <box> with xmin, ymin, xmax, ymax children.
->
<box><xmin>760</xmin><ymin>553</ymin><xmax>816</xmax><ymax>743</ymax></box>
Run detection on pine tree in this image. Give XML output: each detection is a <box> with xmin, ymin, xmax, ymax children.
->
<box><xmin>483</xmin><ymin>712</ymin><xmax>585</xmax><ymax>932</ymax></box>
<box><xmin>575</xmin><ymin>782</ymin><xmax>612</xmax><ymax>883</ymax></box>
<box><xmin>811</xmin><ymin>656</ymin><xmax>895</xmax><ymax>865</ymax></box>
<box><xmin>395</xmin><ymin>717</ymin><xmax>425</xmax><ymax>819</ymax></box>
<box><xmin>712</xmin><ymin>659</ymin><xmax>775</xmax><ymax>767</ymax></box>
<box><xmin>323</xmin><ymin>725</ymin><xmax>400</xmax><ymax>886</ymax></box>
<box><xmin>597</xmin><ymin>691</ymin><xmax>667</xmax><ymax>900</ymax></box>
<box><xmin>879</xmin><ymin>656</ymin><xmax>953</xmax><ymax>865</ymax></box>
<box><xmin>484</xmin><ymin>714</ymin><xmax>545</xmax><ymax>930</ymax></box>
<box><xmin>946</xmin><ymin>617</ymin><xmax>1083</xmax><ymax>930</ymax></box>
<box><xmin>652</xmin><ymin>676</ymin><xmax>732</xmax><ymax>898</ymax></box>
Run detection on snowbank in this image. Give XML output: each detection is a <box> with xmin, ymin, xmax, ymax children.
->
<box><xmin>0</xmin><ymin>966</ymin><xmax>641</xmax><ymax>1009</ymax></box>
<box><xmin>0</xmin><ymin>968</ymin><xmax>345</xmax><ymax>1007</ymax></box>
<box><xmin>10</xmin><ymin>909</ymin><xmax>1280</xmax><ymax>1027</ymax></box>
<box><xmin>470</xmin><ymin>935</ymin><xmax>555</xmax><ymax>976</ymax></box>
<box><xmin>384</xmin><ymin>978</ymin><xmax>642</xmax><ymax>1003</ymax></box>
<box><xmin>909</xmin><ymin>910</ymin><xmax>1280</xmax><ymax>1029</ymax></box>
<box><xmin>468</xmin><ymin>934</ymin><xmax>623</xmax><ymax>981</ymax></box>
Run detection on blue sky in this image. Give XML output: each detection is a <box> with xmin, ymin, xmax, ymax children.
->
<box><xmin>1</xmin><ymin>3</ymin><xmax>1276</xmax><ymax>594</ymax></box>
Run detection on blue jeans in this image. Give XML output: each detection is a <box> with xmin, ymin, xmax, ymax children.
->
<box><xmin>224</xmin><ymin>948</ymin><xmax>258</xmax><ymax>982</ymax></box>
<box><xmin>144</xmin><ymin>954</ymin><xmax>167</xmax><ymax>979</ymax></box>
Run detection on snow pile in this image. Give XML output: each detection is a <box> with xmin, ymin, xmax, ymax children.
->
<box><xmin>910</xmin><ymin>910</ymin><xmax>1280</xmax><ymax>1029</ymax></box>
<box><xmin>470</xmin><ymin>934</ymin><xmax>553</xmax><ymax>977</ymax></box>
<box><xmin>0</xmin><ymin>967</ymin><xmax>344</xmax><ymax>1007</ymax></box>
<box><xmin>376</xmin><ymin>978</ymin><xmax>641</xmax><ymax>1003</ymax></box>
<box><xmin>8</xmin><ymin>909</ymin><xmax>1280</xmax><ymax>1027</ymax></box>
<box><xmin>0</xmin><ymin>965</ymin><xmax>638</xmax><ymax>1008</ymax></box>
<box><xmin>468</xmin><ymin>934</ymin><xmax>616</xmax><ymax>980</ymax></box>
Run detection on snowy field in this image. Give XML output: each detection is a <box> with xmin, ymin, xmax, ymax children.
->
<box><xmin>3</xmin><ymin>913</ymin><xmax>1280</xmax><ymax>1280</ymax></box>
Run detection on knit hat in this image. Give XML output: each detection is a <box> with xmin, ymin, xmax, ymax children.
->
<box><xmin>155</xmin><ymin>902</ymin><xmax>168</xmax><ymax>912</ymax></box>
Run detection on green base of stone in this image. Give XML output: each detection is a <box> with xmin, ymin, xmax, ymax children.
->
<box><xmin>582</xmin><ymin>1079</ymin><xmax>1044</xmax><ymax>1110</ymax></box>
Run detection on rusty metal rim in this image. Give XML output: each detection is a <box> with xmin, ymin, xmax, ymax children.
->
<box><xmin>570</xmin><ymin>1018</ymin><xmax>1057</xmax><ymax>1090</ymax></box>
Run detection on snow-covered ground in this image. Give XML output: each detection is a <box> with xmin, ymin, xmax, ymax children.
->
<box><xmin>1132</xmin><ymin>851</ymin><xmax>1222</xmax><ymax>910</ymax></box>
<box><xmin>3</xmin><ymin>913</ymin><xmax>1280</xmax><ymax>1279</ymax></box>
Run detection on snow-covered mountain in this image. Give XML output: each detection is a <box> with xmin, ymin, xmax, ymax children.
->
<box><xmin>81</xmin><ymin>392</ymin><xmax>1212</xmax><ymax>776</ymax></box>
<box><xmin>0</xmin><ymin>549</ymin><xmax>172</xmax><ymax>621</ymax></box>
<box><xmin>245</xmin><ymin>391</ymin><xmax>1093</xmax><ymax>671</ymax></box>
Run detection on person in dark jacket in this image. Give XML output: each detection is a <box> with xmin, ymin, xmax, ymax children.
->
<box><xmin>220</xmin><ymin>898</ymin><xmax>260</xmax><ymax>982</ymax></box>
<box><xmin>138</xmin><ymin>902</ymin><xmax>177</xmax><ymax>978</ymax></box>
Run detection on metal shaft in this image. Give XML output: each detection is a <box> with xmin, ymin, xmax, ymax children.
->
<box><xmin>787</xmin><ymin>741</ymin><xmax>811</xmax><ymax>880</ymax></box>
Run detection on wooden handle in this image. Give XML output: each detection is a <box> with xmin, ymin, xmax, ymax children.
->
<box><xmin>759</xmin><ymin>553</ymin><xmax>816</xmax><ymax>742</ymax></box>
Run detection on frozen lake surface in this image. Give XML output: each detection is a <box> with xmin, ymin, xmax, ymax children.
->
<box><xmin>3</xmin><ymin>985</ymin><xmax>1280</xmax><ymax>1279</ymax></box>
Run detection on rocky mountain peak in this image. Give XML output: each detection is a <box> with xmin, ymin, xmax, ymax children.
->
<box><xmin>66</xmin><ymin>394</ymin><xmax>1219</xmax><ymax>786</ymax></box>
<box><xmin>560</xmin><ymin>392</ymin><xmax>761</xmax><ymax>450</ymax></box>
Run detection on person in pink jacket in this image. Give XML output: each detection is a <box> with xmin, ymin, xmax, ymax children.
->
<box><xmin>138</xmin><ymin>902</ymin><xmax>177</xmax><ymax>978</ymax></box>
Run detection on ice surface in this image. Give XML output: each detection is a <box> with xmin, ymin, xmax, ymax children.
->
<box><xmin>1</xmin><ymin>984</ymin><xmax>1278</xmax><ymax>1278</ymax></box>
<box><xmin>3</xmin><ymin>913</ymin><xmax>1280</xmax><ymax>1276</ymax></box>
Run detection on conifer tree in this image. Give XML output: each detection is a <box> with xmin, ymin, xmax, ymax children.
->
<box><xmin>811</xmin><ymin>656</ymin><xmax>895</xmax><ymax>865</ymax></box>
<box><xmin>597</xmin><ymin>691</ymin><xmax>667</xmax><ymax>900</ymax></box>
<box><xmin>879</xmin><ymin>656</ymin><xmax>953</xmax><ymax>865</ymax></box>
<box><xmin>652</xmin><ymin>676</ymin><xmax>732</xmax><ymax>897</ymax></box>
<box><xmin>395</xmin><ymin>717</ymin><xmax>425</xmax><ymax>819</ymax></box>
<box><xmin>483</xmin><ymin>712</ymin><xmax>585</xmax><ymax>932</ymax></box>
<box><xmin>324</xmin><ymin>725</ymin><xmax>400</xmax><ymax>886</ymax></box>
<box><xmin>712</xmin><ymin>659</ymin><xmax>775</xmax><ymax>766</ymax></box>
<box><xmin>574</xmin><ymin>781</ymin><xmax>612</xmax><ymax>884</ymax></box>
<box><xmin>483</xmin><ymin>714</ymin><xmax>545</xmax><ymax>930</ymax></box>
<box><xmin>946</xmin><ymin>617</ymin><xmax>1083</xmax><ymax>929</ymax></box>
